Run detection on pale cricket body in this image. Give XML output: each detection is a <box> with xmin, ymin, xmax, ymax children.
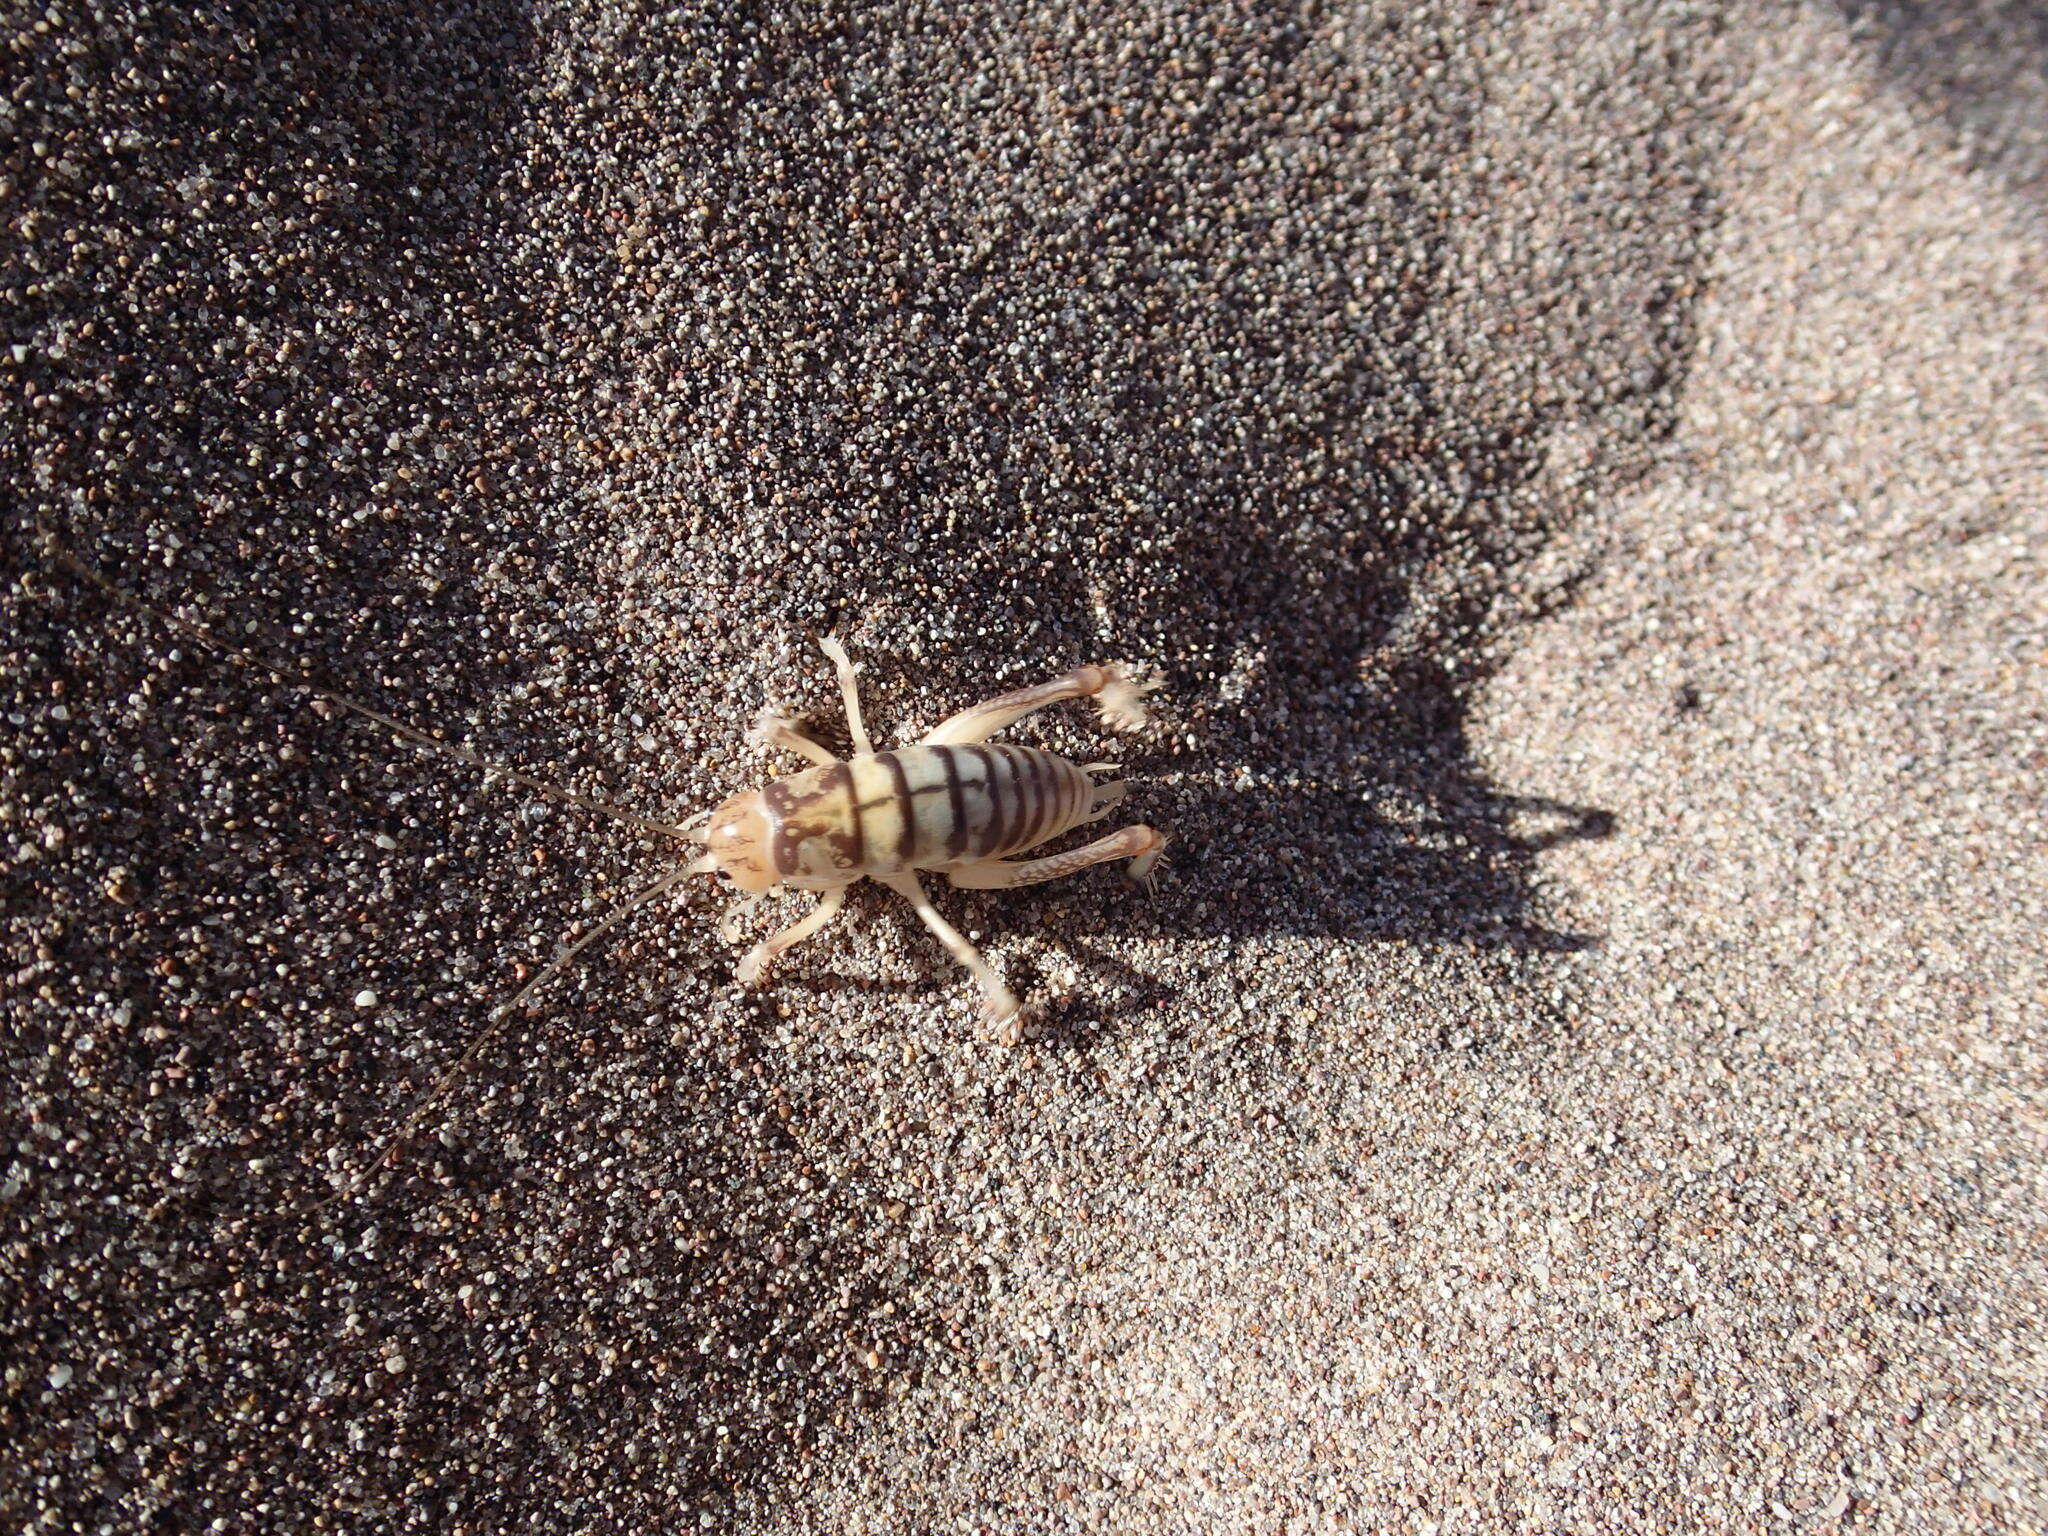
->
<box><xmin>687</xmin><ymin>638</ymin><xmax>1166</xmax><ymax>1030</ymax></box>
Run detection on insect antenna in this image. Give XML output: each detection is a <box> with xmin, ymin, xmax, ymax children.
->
<box><xmin>37</xmin><ymin>519</ymin><xmax>699</xmax><ymax>841</ymax></box>
<box><xmin>304</xmin><ymin>860</ymin><xmax>707</xmax><ymax>1212</ymax></box>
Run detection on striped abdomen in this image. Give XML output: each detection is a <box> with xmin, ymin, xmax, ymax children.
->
<box><xmin>760</xmin><ymin>745</ymin><xmax>1098</xmax><ymax>885</ymax></box>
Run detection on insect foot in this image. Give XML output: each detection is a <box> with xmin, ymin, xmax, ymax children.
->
<box><xmin>1095</xmin><ymin>664</ymin><xmax>1162</xmax><ymax>733</ymax></box>
<box><xmin>717</xmin><ymin>895</ymin><xmax>764</xmax><ymax>945</ymax></box>
<box><xmin>1126</xmin><ymin>828</ymin><xmax>1170</xmax><ymax>892</ymax></box>
<box><xmin>986</xmin><ymin>994</ymin><xmax>1028</xmax><ymax>1048</ymax></box>
<box><xmin>746</xmin><ymin>705</ymin><xmax>803</xmax><ymax>751</ymax></box>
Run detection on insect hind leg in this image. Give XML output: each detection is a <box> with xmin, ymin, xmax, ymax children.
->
<box><xmin>920</xmin><ymin>663</ymin><xmax>1158</xmax><ymax>745</ymax></box>
<box><xmin>946</xmin><ymin>824</ymin><xmax>1167</xmax><ymax>891</ymax></box>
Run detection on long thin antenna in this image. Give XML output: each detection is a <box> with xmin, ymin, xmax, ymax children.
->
<box><xmin>304</xmin><ymin>862</ymin><xmax>702</xmax><ymax>1212</ymax></box>
<box><xmin>38</xmin><ymin>520</ymin><xmax>698</xmax><ymax>841</ymax></box>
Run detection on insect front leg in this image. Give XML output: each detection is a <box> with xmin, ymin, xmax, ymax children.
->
<box><xmin>920</xmin><ymin>662</ymin><xmax>1157</xmax><ymax>744</ymax></box>
<box><xmin>717</xmin><ymin>893</ymin><xmax>766</xmax><ymax>943</ymax></box>
<box><xmin>746</xmin><ymin>704</ymin><xmax>838</xmax><ymax>767</ymax></box>
<box><xmin>735</xmin><ymin>886</ymin><xmax>849</xmax><ymax>984</ymax></box>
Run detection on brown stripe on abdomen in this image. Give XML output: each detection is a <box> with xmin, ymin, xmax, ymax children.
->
<box><xmin>1048</xmin><ymin>756</ymin><xmax>1075</xmax><ymax>841</ymax></box>
<box><xmin>852</xmin><ymin>745</ymin><xmax>1100</xmax><ymax>871</ymax></box>
<box><xmin>1010</xmin><ymin>748</ymin><xmax>1042</xmax><ymax>853</ymax></box>
<box><xmin>878</xmin><ymin>750</ymin><xmax>918</xmax><ymax>866</ymax></box>
<box><xmin>1022</xmin><ymin>748</ymin><xmax>1057</xmax><ymax>852</ymax></box>
<box><xmin>994</xmin><ymin>749</ymin><xmax>1025</xmax><ymax>857</ymax></box>
<box><xmin>1031</xmin><ymin>750</ymin><xmax>1065</xmax><ymax>851</ymax></box>
<box><xmin>964</xmin><ymin>745</ymin><xmax>1006</xmax><ymax>858</ymax></box>
<box><xmin>936</xmin><ymin>744</ymin><xmax>970</xmax><ymax>858</ymax></box>
<box><xmin>828</xmin><ymin>760</ymin><xmax>863</xmax><ymax>870</ymax></box>
<box><xmin>967</xmin><ymin>746</ymin><xmax>1062</xmax><ymax>859</ymax></box>
<box><xmin>998</xmin><ymin>748</ymin><xmax>1032</xmax><ymax>856</ymax></box>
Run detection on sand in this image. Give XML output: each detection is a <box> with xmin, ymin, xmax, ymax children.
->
<box><xmin>3</xmin><ymin>1</ymin><xmax>2043</xmax><ymax>1531</ymax></box>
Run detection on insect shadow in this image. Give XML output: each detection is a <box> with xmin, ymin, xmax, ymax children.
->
<box><xmin>908</xmin><ymin>522</ymin><xmax>1622</xmax><ymax>965</ymax></box>
<box><xmin>1141</xmin><ymin>780</ymin><xmax>1612</xmax><ymax>950</ymax></box>
<box><xmin>975</xmin><ymin>751</ymin><xmax>1614</xmax><ymax>956</ymax></box>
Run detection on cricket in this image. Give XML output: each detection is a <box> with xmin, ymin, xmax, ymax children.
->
<box><xmin>694</xmin><ymin>637</ymin><xmax>1167</xmax><ymax>1030</ymax></box>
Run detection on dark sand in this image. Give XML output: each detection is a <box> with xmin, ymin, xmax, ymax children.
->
<box><xmin>4</xmin><ymin>2</ymin><xmax>2043</xmax><ymax>1531</ymax></box>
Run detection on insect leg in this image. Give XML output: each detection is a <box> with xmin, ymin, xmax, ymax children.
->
<box><xmin>946</xmin><ymin>824</ymin><xmax>1167</xmax><ymax>891</ymax></box>
<box><xmin>818</xmin><ymin>635</ymin><xmax>873</xmax><ymax>756</ymax></box>
<box><xmin>920</xmin><ymin>663</ymin><xmax>1158</xmax><ymax>744</ymax></box>
<box><xmin>747</xmin><ymin>704</ymin><xmax>838</xmax><ymax>767</ymax></box>
<box><xmin>876</xmin><ymin>871</ymin><xmax>1021</xmax><ymax>1026</ymax></box>
<box><xmin>735</xmin><ymin>886</ymin><xmax>849</xmax><ymax>984</ymax></box>
<box><xmin>717</xmin><ymin>893</ymin><xmax>766</xmax><ymax>943</ymax></box>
